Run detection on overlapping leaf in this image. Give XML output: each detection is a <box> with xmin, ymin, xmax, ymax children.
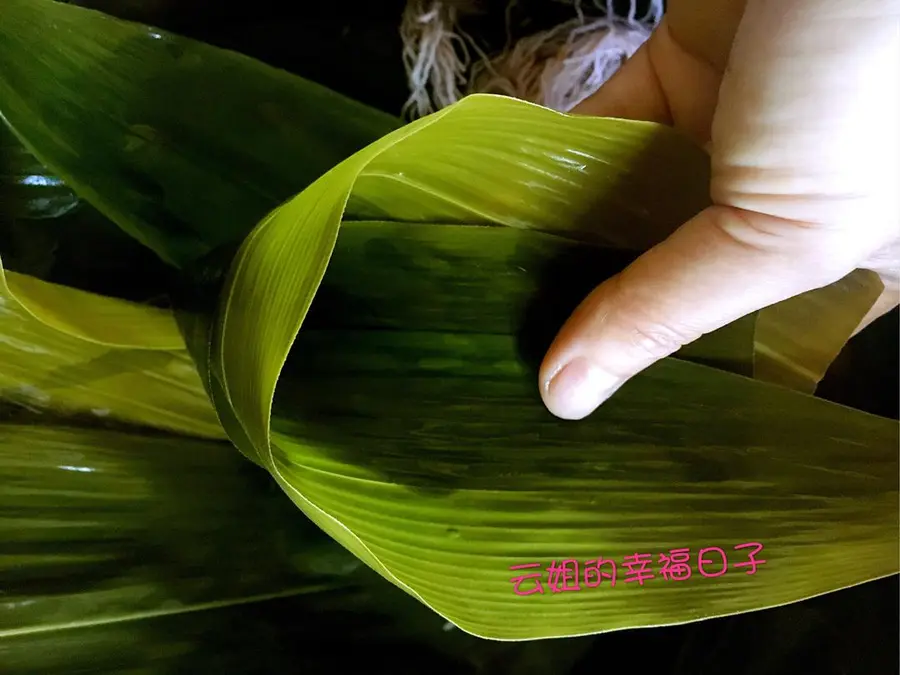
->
<box><xmin>0</xmin><ymin>0</ymin><xmax>400</xmax><ymax>268</ymax></box>
<box><xmin>0</xmin><ymin>0</ymin><xmax>895</xmax><ymax>645</ymax></box>
<box><xmin>205</xmin><ymin>95</ymin><xmax>898</xmax><ymax>639</ymax></box>
<box><xmin>0</xmin><ymin>260</ymin><xmax>222</xmax><ymax>438</ymax></box>
<box><xmin>269</xmin><ymin>328</ymin><xmax>898</xmax><ymax>639</ymax></box>
<box><xmin>0</xmin><ymin>419</ymin><xmax>595</xmax><ymax>673</ymax></box>
<box><xmin>0</xmin><ymin>423</ymin><xmax>339</xmax><ymax>637</ymax></box>
<box><xmin>0</xmin><ymin>122</ymin><xmax>177</xmax><ymax>303</ymax></box>
<box><xmin>0</xmin><ymin>121</ymin><xmax>221</xmax><ymax>437</ymax></box>
<box><xmin>1</xmin><ymin>122</ymin><xmax>79</xmax><ymax>221</ymax></box>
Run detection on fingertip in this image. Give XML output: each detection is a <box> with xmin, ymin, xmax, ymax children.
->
<box><xmin>540</xmin><ymin>356</ymin><xmax>623</xmax><ymax>420</ymax></box>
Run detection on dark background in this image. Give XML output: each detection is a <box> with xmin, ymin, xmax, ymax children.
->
<box><xmin>67</xmin><ymin>0</ymin><xmax>663</xmax><ymax>116</ymax></box>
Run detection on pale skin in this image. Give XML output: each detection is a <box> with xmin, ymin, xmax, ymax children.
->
<box><xmin>539</xmin><ymin>0</ymin><xmax>900</xmax><ymax>420</ymax></box>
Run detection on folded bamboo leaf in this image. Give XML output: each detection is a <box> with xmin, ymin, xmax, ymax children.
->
<box><xmin>199</xmin><ymin>94</ymin><xmax>898</xmax><ymax>639</ymax></box>
<box><xmin>339</xmin><ymin>95</ymin><xmax>880</xmax><ymax>392</ymax></box>
<box><xmin>0</xmin><ymin>0</ymin><xmax>400</xmax><ymax>268</ymax></box>
<box><xmin>1</xmin><ymin>0</ymin><xmax>884</xmax><ymax>644</ymax></box>
<box><xmin>0</xmin><ymin>208</ymin><xmax>749</xmax><ymax>451</ymax></box>
<box><xmin>1</xmin><ymin>0</ymin><xmax>890</xmax><ymax>658</ymax></box>
<box><xmin>0</xmin><ymin>262</ymin><xmax>222</xmax><ymax>438</ymax></box>
<box><xmin>0</xmin><ymin>419</ymin><xmax>593</xmax><ymax>673</ymax></box>
<box><xmin>337</xmin><ymin>91</ymin><xmax>879</xmax><ymax>390</ymax></box>
<box><xmin>205</xmin><ymin>96</ymin><xmax>754</xmax><ymax>467</ymax></box>
<box><xmin>0</xmin><ymin>38</ymin><xmax>888</xmax><ymax>632</ymax></box>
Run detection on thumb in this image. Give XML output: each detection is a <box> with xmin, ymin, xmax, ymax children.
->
<box><xmin>538</xmin><ymin>206</ymin><xmax>852</xmax><ymax>420</ymax></box>
<box><xmin>540</xmin><ymin>0</ymin><xmax>898</xmax><ymax>420</ymax></box>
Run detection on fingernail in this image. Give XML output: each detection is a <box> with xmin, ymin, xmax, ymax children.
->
<box><xmin>544</xmin><ymin>357</ymin><xmax>621</xmax><ymax>420</ymax></box>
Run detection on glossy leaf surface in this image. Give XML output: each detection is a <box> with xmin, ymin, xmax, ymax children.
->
<box><xmin>268</xmin><ymin>327</ymin><xmax>898</xmax><ymax>639</ymax></box>
<box><xmin>0</xmin><ymin>262</ymin><xmax>222</xmax><ymax>439</ymax></box>
<box><xmin>0</xmin><ymin>420</ymin><xmax>593</xmax><ymax>673</ymax></box>
<box><xmin>0</xmin><ymin>0</ymin><xmax>400</xmax><ymax>267</ymax></box>
<box><xmin>1</xmin><ymin>2</ymin><xmax>894</xmax><ymax>643</ymax></box>
<box><xmin>204</xmin><ymin>95</ymin><xmax>899</xmax><ymax>639</ymax></box>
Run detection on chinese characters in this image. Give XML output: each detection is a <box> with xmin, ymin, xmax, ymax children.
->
<box><xmin>509</xmin><ymin>542</ymin><xmax>766</xmax><ymax>596</ymax></box>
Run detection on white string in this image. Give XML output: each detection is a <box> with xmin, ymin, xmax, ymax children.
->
<box><xmin>400</xmin><ymin>0</ymin><xmax>664</xmax><ymax>117</ymax></box>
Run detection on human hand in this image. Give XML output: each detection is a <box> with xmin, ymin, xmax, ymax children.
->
<box><xmin>539</xmin><ymin>0</ymin><xmax>900</xmax><ymax>420</ymax></box>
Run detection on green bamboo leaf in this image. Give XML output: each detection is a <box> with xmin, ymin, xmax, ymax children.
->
<box><xmin>0</xmin><ymin>122</ymin><xmax>176</xmax><ymax>302</ymax></box>
<box><xmin>1</xmin><ymin>266</ymin><xmax>180</xmax><ymax>349</ymax></box>
<box><xmin>1</xmin><ymin>595</ymin><xmax>477</xmax><ymax>675</ymax></box>
<box><xmin>268</xmin><ymin>328</ymin><xmax>898</xmax><ymax>640</ymax></box>
<box><xmin>0</xmin><ymin>2</ymin><xmax>889</xmax><ymax>642</ymax></box>
<box><xmin>0</xmin><ymin>130</ymin><xmax>216</xmax><ymax>436</ymax></box>
<box><xmin>306</xmin><ymin>220</ymin><xmax>755</xmax><ymax>377</ymax></box>
<box><xmin>0</xmin><ymin>422</ymin><xmax>342</xmax><ymax>638</ymax></box>
<box><xmin>0</xmin><ymin>419</ymin><xmax>594</xmax><ymax>673</ymax></box>
<box><xmin>0</xmin><ymin>0</ymin><xmax>400</xmax><ymax>268</ymax></box>
<box><xmin>209</xmin><ymin>96</ymin><xmax>757</xmax><ymax>467</ymax></box>
<box><xmin>339</xmin><ymin>94</ymin><xmax>879</xmax><ymax>392</ymax></box>
<box><xmin>205</xmin><ymin>94</ymin><xmax>898</xmax><ymax>639</ymax></box>
<box><xmin>0</xmin><ymin>261</ymin><xmax>222</xmax><ymax>438</ymax></box>
<box><xmin>753</xmin><ymin>269</ymin><xmax>885</xmax><ymax>393</ymax></box>
<box><xmin>0</xmin><ymin>123</ymin><xmax>79</xmax><ymax>221</ymax></box>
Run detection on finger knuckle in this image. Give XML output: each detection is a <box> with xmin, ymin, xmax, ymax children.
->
<box><xmin>706</xmin><ymin>205</ymin><xmax>859</xmax><ymax>287</ymax></box>
<box><xmin>627</xmin><ymin>322</ymin><xmax>692</xmax><ymax>360</ymax></box>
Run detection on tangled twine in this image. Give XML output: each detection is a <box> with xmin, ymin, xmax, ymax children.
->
<box><xmin>400</xmin><ymin>0</ymin><xmax>664</xmax><ymax>118</ymax></box>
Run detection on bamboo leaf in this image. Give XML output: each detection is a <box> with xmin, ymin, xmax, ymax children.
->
<box><xmin>0</xmin><ymin>123</ymin><xmax>205</xmax><ymax>437</ymax></box>
<box><xmin>0</xmin><ymin>419</ymin><xmax>593</xmax><ymax>673</ymax></box>
<box><xmin>0</xmin><ymin>422</ymin><xmax>341</xmax><ymax>638</ymax></box>
<box><xmin>0</xmin><ymin>129</ymin><xmax>219</xmax><ymax>437</ymax></box>
<box><xmin>0</xmin><ymin>0</ymin><xmax>400</xmax><ymax>268</ymax></box>
<box><xmin>306</xmin><ymin>221</ymin><xmax>756</xmax><ymax>377</ymax></box>
<box><xmin>0</xmin><ymin>261</ymin><xmax>222</xmax><ymax>438</ymax></box>
<box><xmin>753</xmin><ymin>269</ymin><xmax>885</xmax><ymax>393</ymax></box>
<box><xmin>339</xmin><ymin>93</ymin><xmax>879</xmax><ymax>392</ymax></box>
<box><xmin>1</xmin><ymin>266</ymin><xmax>180</xmax><ymax>349</ymax></box>
<box><xmin>1</xmin><ymin>3</ymin><xmax>893</xmax><ymax>643</ymax></box>
<box><xmin>267</xmin><ymin>328</ymin><xmax>898</xmax><ymax>640</ymax></box>
<box><xmin>209</xmin><ymin>95</ymin><xmax>759</xmax><ymax>466</ymax></box>
<box><xmin>0</xmin><ymin>595</ymin><xmax>479</xmax><ymax>675</ymax></box>
<box><xmin>0</xmin><ymin>123</ymin><xmax>79</xmax><ymax>221</ymax></box>
<box><xmin>205</xmin><ymin>94</ymin><xmax>898</xmax><ymax>639</ymax></box>
<box><xmin>0</xmin><ymin>122</ymin><xmax>176</xmax><ymax>303</ymax></box>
